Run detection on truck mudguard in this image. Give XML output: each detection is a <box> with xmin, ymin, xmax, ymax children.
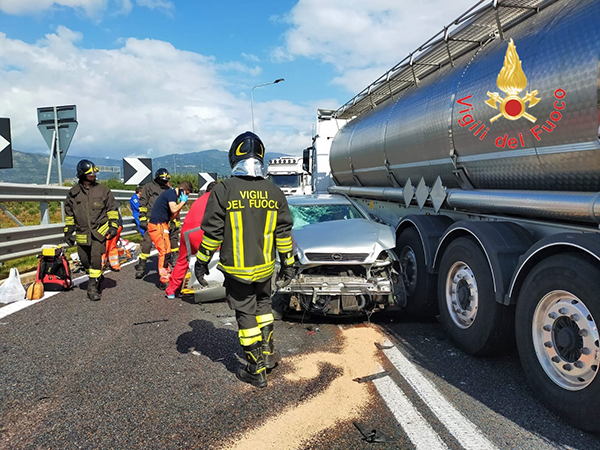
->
<box><xmin>434</xmin><ymin>221</ymin><xmax>534</xmax><ymax>305</ymax></box>
<box><xmin>508</xmin><ymin>232</ymin><xmax>600</xmax><ymax>304</ymax></box>
<box><xmin>396</xmin><ymin>215</ymin><xmax>454</xmax><ymax>270</ymax></box>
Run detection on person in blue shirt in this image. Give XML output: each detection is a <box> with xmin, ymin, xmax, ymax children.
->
<box><xmin>148</xmin><ymin>181</ymin><xmax>192</xmax><ymax>289</ymax></box>
<box><xmin>130</xmin><ymin>186</ymin><xmax>144</xmax><ymax>236</ymax></box>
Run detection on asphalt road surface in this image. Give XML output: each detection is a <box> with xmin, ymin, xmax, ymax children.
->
<box><xmin>1</xmin><ymin>257</ymin><xmax>599</xmax><ymax>449</ymax></box>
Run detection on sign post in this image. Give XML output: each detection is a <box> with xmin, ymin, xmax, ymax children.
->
<box><xmin>37</xmin><ymin>105</ymin><xmax>78</xmax><ymax>186</ymax></box>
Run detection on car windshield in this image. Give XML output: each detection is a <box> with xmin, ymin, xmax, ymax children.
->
<box><xmin>269</xmin><ymin>174</ymin><xmax>300</xmax><ymax>188</ymax></box>
<box><xmin>290</xmin><ymin>203</ymin><xmax>364</xmax><ymax>229</ymax></box>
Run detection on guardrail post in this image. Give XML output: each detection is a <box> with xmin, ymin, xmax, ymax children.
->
<box><xmin>41</xmin><ymin>202</ymin><xmax>50</xmax><ymax>224</ymax></box>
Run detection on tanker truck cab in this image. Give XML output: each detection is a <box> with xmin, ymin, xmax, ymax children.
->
<box><xmin>317</xmin><ymin>0</ymin><xmax>600</xmax><ymax>434</ymax></box>
<box><xmin>267</xmin><ymin>156</ymin><xmax>312</xmax><ymax>196</ymax></box>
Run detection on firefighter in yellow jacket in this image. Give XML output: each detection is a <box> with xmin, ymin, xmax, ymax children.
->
<box><xmin>64</xmin><ymin>160</ymin><xmax>119</xmax><ymax>301</ymax></box>
<box><xmin>195</xmin><ymin>132</ymin><xmax>295</xmax><ymax>388</ymax></box>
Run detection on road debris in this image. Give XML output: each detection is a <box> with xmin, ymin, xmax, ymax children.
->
<box><xmin>352</xmin><ymin>371</ymin><xmax>390</xmax><ymax>384</ymax></box>
<box><xmin>374</xmin><ymin>342</ymin><xmax>393</xmax><ymax>350</ymax></box>
<box><xmin>353</xmin><ymin>422</ymin><xmax>391</xmax><ymax>443</ymax></box>
<box><xmin>132</xmin><ymin>319</ymin><xmax>169</xmax><ymax>326</ymax></box>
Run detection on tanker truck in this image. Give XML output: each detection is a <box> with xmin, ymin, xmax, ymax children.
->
<box><xmin>311</xmin><ymin>0</ymin><xmax>600</xmax><ymax>433</ymax></box>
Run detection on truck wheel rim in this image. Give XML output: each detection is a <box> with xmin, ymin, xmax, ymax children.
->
<box><xmin>533</xmin><ymin>290</ymin><xmax>599</xmax><ymax>391</ymax></box>
<box><xmin>400</xmin><ymin>246</ymin><xmax>417</xmax><ymax>295</ymax></box>
<box><xmin>445</xmin><ymin>261</ymin><xmax>478</xmax><ymax>329</ymax></box>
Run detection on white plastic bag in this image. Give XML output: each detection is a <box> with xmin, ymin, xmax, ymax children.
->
<box><xmin>0</xmin><ymin>268</ymin><xmax>26</xmax><ymax>304</ymax></box>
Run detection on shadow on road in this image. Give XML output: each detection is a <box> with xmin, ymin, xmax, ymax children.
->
<box><xmin>176</xmin><ymin>319</ymin><xmax>243</xmax><ymax>374</ymax></box>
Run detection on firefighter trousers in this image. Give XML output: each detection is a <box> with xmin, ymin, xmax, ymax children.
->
<box><xmin>148</xmin><ymin>223</ymin><xmax>171</xmax><ymax>284</ymax></box>
<box><xmin>78</xmin><ymin>237</ymin><xmax>105</xmax><ymax>279</ymax></box>
<box><xmin>224</xmin><ymin>277</ymin><xmax>272</xmax><ymax>330</ymax></box>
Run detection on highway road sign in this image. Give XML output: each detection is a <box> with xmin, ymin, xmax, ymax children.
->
<box><xmin>0</xmin><ymin>118</ymin><xmax>13</xmax><ymax>169</ymax></box>
<box><xmin>123</xmin><ymin>158</ymin><xmax>152</xmax><ymax>185</ymax></box>
<box><xmin>37</xmin><ymin>105</ymin><xmax>78</xmax><ymax>164</ymax></box>
<box><xmin>198</xmin><ymin>172</ymin><xmax>217</xmax><ymax>191</ymax></box>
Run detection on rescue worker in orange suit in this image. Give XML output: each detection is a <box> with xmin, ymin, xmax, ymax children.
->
<box><xmin>148</xmin><ymin>181</ymin><xmax>193</xmax><ymax>289</ymax></box>
<box><xmin>194</xmin><ymin>132</ymin><xmax>295</xmax><ymax>388</ymax></box>
<box><xmin>104</xmin><ymin>211</ymin><xmax>123</xmax><ymax>271</ymax></box>
<box><xmin>136</xmin><ymin>168</ymin><xmax>171</xmax><ymax>279</ymax></box>
<box><xmin>165</xmin><ymin>181</ymin><xmax>217</xmax><ymax>299</ymax></box>
<box><xmin>64</xmin><ymin>160</ymin><xmax>119</xmax><ymax>301</ymax></box>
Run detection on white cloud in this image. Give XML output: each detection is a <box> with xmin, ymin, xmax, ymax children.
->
<box><xmin>0</xmin><ymin>0</ymin><xmax>172</xmax><ymax>16</ymax></box>
<box><xmin>275</xmin><ymin>0</ymin><xmax>477</xmax><ymax>93</ymax></box>
<box><xmin>0</xmin><ymin>27</ymin><xmax>317</xmax><ymax>159</ymax></box>
<box><xmin>0</xmin><ymin>0</ymin><xmax>106</xmax><ymax>16</ymax></box>
<box><xmin>241</xmin><ymin>52</ymin><xmax>260</xmax><ymax>63</ymax></box>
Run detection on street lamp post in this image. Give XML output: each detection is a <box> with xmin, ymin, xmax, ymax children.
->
<box><xmin>251</xmin><ymin>78</ymin><xmax>284</xmax><ymax>132</ymax></box>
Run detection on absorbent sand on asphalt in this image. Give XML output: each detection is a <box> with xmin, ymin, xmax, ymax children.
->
<box><xmin>223</xmin><ymin>325</ymin><xmax>386</xmax><ymax>450</ymax></box>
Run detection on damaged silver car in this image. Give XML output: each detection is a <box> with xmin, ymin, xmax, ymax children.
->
<box><xmin>273</xmin><ymin>194</ymin><xmax>405</xmax><ymax>318</ymax></box>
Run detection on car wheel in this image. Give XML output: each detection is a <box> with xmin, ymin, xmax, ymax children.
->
<box><xmin>515</xmin><ymin>253</ymin><xmax>600</xmax><ymax>433</ymax></box>
<box><xmin>437</xmin><ymin>237</ymin><xmax>514</xmax><ymax>356</ymax></box>
<box><xmin>396</xmin><ymin>227</ymin><xmax>438</xmax><ymax>318</ymax></box>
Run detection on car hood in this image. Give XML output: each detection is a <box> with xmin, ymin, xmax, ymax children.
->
<box><xmin>293</xmin><ymin>219</ymin><xmax>395</xmax><ymax>265</ymax></box>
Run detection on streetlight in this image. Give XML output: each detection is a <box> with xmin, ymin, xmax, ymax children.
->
<box><xmin>251</xmin><ymin>78</ymin><xmax>285</xmax><ymax>132</ymax></box>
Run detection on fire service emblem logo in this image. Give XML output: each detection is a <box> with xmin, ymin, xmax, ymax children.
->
<box><xmin>484</xmin><ymin>39</ymin><xmax>541</xmax><ymax>123</ymax></box>
<box><xmin>456</xmin><ymin>37</ymin><xmax>566</xmax><ymax>148</ymax></box>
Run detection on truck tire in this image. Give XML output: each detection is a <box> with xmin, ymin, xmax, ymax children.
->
<box><xmin>437</xmin><ymin>237</ymin><xmax>515</xmax><ymax>356</ymax></box>
<box><xmin>396</xmin><ymin>227</ymin><xmax>438</xmax><ymax>318</ymax></box>
<box><xmin>515</xmin><ymin>253</ymin><xmax>600</xmax><ymax>433</ymax></box>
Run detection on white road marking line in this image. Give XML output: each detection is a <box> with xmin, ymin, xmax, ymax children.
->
<box><xmin>381</xmin><ymin>340</ymin><xmax>498</xmax><ymax>450</ymax></box>
<box><xmin>373</xmin><ymin>369</ymin><xmax>448</xmax><ymax>450</ymax></box>
<box><xmin>0</xmin><ymin>251</ymin><xmax>156</xmax><ymax>320</ymax></box>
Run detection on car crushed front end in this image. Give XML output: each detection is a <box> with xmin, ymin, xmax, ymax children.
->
<box><xmin>274</xmin><ymin>217</ymin><xmax>405</xmax><ymax>317</ymax></box>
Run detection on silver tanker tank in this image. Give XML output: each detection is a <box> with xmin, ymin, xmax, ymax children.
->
<box><xmin>330</xmin><ymin>0</ymin><xmax>600</xmax><ymax>192</ymax></box>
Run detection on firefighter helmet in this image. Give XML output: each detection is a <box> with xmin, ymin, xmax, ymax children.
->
<box><xmin>228</xmin><ymin>131</ymin><xmax>265</xmax><ymax>168</ymax></box>
<box><xmin>154</xmin><ymin>168</ymin><xmax>171</xmax><ymax>185</ymax></box>
<box><xmin>76</xmin><ymin>159</ymin><xmax>99</xmax><ymax>179</ymax></box>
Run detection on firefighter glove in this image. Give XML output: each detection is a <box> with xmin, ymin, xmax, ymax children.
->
<box><xmin>107</xmin><ymin>225</ymin><xmax>119</xmax><ymax>240</ymax></box>
<box><xmin>64</xmin><ymin>233</ymin><xmax>76</xmax><ymax>247</ymax></box>
<box><xmin>194</xmin><ymin>260</ymin><xmax>209</xmax><ymax>287</ymax></box>
<box><xmin>276</xmin><ymin>264</ymin><xmax>296</xmax><ymax>288</ymax></box>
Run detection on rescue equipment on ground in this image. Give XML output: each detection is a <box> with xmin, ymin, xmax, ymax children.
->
<box><xmin>35</xmin><ymin>245</ymin><xmax>73</xmax><ymax>291</ymax></box>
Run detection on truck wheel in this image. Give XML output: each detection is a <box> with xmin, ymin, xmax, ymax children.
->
<box><xmin>515</xmin><ymin>253</ymin><xmax>600</xmax><ymax>433</ymax></box>
<box><xmin>396</xmin><ymin>228</ymin><xmax>438</xmax><ymax>318</ymax></box>
<box><xmin>437</xmin><ymin>237</ymin><xmax>514</xmax><ymax>356</ymax></box>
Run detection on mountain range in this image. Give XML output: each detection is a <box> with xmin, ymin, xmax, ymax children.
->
<box><xmin>0</xmin><ymin>149</ymin><xmax>290</xmax><ymax>184</ymax></box>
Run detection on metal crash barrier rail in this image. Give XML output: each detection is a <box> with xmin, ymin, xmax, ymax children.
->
<box><xmin>0</xmin><ymin>182</ymin><xmax>197</xmax><ymax>263</ymax></box>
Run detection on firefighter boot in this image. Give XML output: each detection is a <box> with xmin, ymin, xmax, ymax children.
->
<box><xmin>87</xmin><ymin>277</ymin><xmax>101</xmax><ymax>301</ymax></box>
<box><xmin>261</xmin><ymin>323</ymin><xmax>281</xmax><ymax>370</ymax></box>
<box><xmin>236</xmin><ymin>341</ymin><xmax>267</xmax><ymax>388</ymax></box>
<box><xmin>135</xmin><ymin>258</ymin><xmax>147</xmax><ymax>279</ymax></box>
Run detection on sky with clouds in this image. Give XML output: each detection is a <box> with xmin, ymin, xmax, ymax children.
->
<box><xmin>0</xmin><ymin>0</ymin><xmax>477</xmax><ymax>160</ymax></box>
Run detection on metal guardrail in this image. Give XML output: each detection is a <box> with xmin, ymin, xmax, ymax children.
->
<box><xmin>0</xmin><ymin>183</ymin><xmax>197</xmax><ymax>263</ymax></box>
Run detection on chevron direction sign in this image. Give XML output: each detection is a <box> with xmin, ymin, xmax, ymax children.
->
<box><xmin>198</xmin><ymin>172</ymin><xmax>217</xmax><ymax>191</ymax></box>
<box><xmin>123</xmin><ymin>158</ymin><xmax>152</xmax><ymax>186</ymax></box>
<box><xmin>0</xmin><ymin>118</ymin><xmax>12</xmax><ymax>169</ymax></box>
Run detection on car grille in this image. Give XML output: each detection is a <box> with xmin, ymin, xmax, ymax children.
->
<box><xmin>305</xmin><ymin>253</ymin><xmax>369</xmax><ymax>262</ymax></box>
